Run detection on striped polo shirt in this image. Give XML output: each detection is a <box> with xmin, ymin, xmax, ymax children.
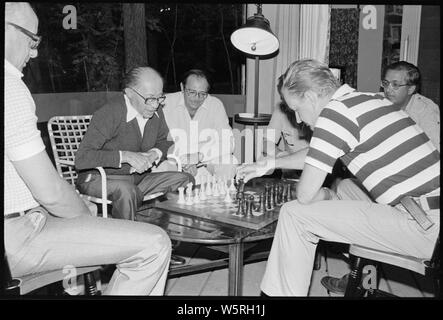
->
<box><xmin>306</xmin><ymin>84</ymin><xmax>440</xmax><ymax>205</ymax></box>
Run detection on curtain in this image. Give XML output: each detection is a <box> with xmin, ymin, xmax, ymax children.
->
<box><xmin>299</xmin><ymin>5</ymin><xmax>331</xmax><ymax>64</ymax></box>
<box><xmin>242</xmin><ymin>4</ymin><xmax>331</xmax><ymax>162</ymax></box>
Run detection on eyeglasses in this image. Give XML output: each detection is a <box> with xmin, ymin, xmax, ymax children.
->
<box><xmin>381</xmin><ymin>80</ymin><xmax>409</xmax><ymax>91</ymax></box>
<box><xmin>128</xmin><ymin>87</ymin><xmax>166</xmax><ymax>105</ymax></box>
<box><xmin>6</xmin><ymin>22</ymin><xmax>41</xmax><ymax>50</ymax></box>
<box><xmin>184</xmin><ymin>88</ymin><xmax>208</xmax><ymax>99</ymax></box>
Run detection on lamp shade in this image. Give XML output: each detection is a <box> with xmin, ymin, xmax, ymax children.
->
<box><xmin>230</xmin><ymin>13</ymin><xmax>279</xmax><ymax>56</ymax></box>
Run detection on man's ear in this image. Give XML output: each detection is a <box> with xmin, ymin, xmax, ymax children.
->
<box><xmin>407</xmin><ymin>85</ymin><xmax>416</xmax><ymax>95</ymax></box>
<box><xmin>180</xmin><ymin>82</ymin><xmax>184</xmax><ymax>92</ymax></box>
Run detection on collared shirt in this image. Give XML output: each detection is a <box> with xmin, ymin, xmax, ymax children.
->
<box><xmin>119</xmin><ymin>94</ymin><xmax>162</xmax><ymax>166</ymax></box>
<box><xmin>162</xmin><ymin>91</ymin><xmax>234</xmax><ymax>163</ymax></box>
<box><xmin>404</xmin><ymin>93</ymin><xmax>440</xmax><ymax>152</ymax></box>
<box><xmin>4</xmin><ymin>59</ymin><xmax>46</xmax><ymax>215</ymax></box>
<box><xmin>306</xmin><ymin>84</ymin><xmax>439</xmax><ymax>205</ymax></box>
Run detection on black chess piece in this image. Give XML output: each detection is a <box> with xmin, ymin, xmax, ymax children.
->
<box><xmin>236</xmin><ymin>192</ymin><xmax>245</xmax><ymax>217</ymax></box>
<box><xmin>286</xmin><ymin>183</ymin><xmax>293</xmax><ymax>201</ymax></box>
<box><xmin>282</xmin><ymin>184</ymin><xmax>288</xmax><ymax>203</ymax></box>
<box><xmin>245</xmin><ymin>195</ymin><xmax>256</xmax><ymax>217</ymax></box>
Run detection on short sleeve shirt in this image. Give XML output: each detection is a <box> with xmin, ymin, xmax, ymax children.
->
<box><xmin>4</xmin><ymin>59</ymin><xmax>45</xmax><ymax>214</ymax></box>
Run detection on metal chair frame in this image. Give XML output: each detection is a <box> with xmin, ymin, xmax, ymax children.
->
<box><xmin>344</xmin><ymin>236</ymin><xmax>440</xmax><ymax>298</ymax></box>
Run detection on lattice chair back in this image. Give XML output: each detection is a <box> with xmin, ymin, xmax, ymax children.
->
<box><xmin>47</xmin><ymin>115</ymin><xmax>92</xmax><ymax>186</ymax></box>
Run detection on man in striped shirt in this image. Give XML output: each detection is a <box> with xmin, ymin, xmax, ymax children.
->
<box><xmin>237</xmin><ymin>59</ymin><xmax>439</xmax><ymax>296</ymax></box>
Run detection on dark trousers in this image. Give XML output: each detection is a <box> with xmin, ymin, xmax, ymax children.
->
<box><xmin>77</xmin><ymin>171</ymin><xmax>194</xmax><ymax>220</ymax></box>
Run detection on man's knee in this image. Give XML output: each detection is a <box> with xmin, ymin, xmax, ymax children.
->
<box><xmin>112</xmin><ymin>182</ymin><xmax>143</xmax><ymax>206</ymax></box>
<box><xmin>176</xmin><ymin>172</ymin><xmax>195</xmax><ymax>186</ymax></box>
<box><xmin>280</xmin><ymin>201</ymin><xmax>309</xmax><ymax>221</ymax></box>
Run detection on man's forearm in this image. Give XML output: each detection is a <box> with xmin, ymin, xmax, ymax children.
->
<box><xmin>272</xmin><ymin>147</ymin><xmax>309</xmax><ymax>171</ymax></box>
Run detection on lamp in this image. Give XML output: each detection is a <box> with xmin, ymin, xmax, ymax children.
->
<box><xmin>231</xmin><ymin>4</ymin><xmax>279</xmax><ymax>162</ymax></box>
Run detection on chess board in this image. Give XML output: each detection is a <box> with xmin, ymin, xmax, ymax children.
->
<box><xmin>155</xmin><ymin>191</ymin><xmax>281</xmax><ymax>230</ymax></box>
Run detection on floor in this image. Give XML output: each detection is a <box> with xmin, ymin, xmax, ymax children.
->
<box><xmin>163</xmin><ymin>240</ymin><xmax>435</xmax><ymax>297</ymax></box>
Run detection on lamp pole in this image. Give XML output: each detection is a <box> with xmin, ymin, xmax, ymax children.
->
<box><xmin>253</xmin><ymin>55</ymin><xmax>259</xmax><ymax>162</ymax></box>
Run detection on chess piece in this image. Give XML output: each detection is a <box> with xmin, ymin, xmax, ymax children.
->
<box><xmin>228</xmin><ymin>178</ymin><xmax>237</xmax><ymax>194</ymax></box>
<box><xmin>245</xmin><ymin>195</ymin><xmax>256</xmax><ymax>217</ymax></box>
<box><xmin>235</xmin><ymin>193</ymin><xmax>245</xmax><ymax>217</ymax></box>
<box><xmin>193</xmin><ymin>188</ymin><xmax>200</xmax><ymax>203</ymax></box>
<box><xmin>185</xmin><ymin>186</ymin><xmax>194</xmax><ymax>205</ymax></box>
<box><xmin>212</xmin><ymin>178</ymin><xmax>220</xmax><ymax>196</ymax></box>
<box><xmin>224</xmin><ymin>188</ymin><xmax>233</xmax><ymax>203</ymax></box>
<box><xmin>286</xmin><ymin>183</ymin><xmax>293</xmax><ymax>201</ymax></box>
<box><xmin>177</xmin><ymin>187</ymin><xmax>185</xmax><ymax>204</ymax></box>
<box><xmin>282</xmin><ymin>184</ymin><xmax>288</xmax><ymax>203</ymax></box>
<box><xmin>200</xmin><ymin>186</ymin><xmax>207</xmax><ymax>201</ymax></box>
<box><xmin>272</xmin><ymin>184</ymin><xmax>277</xmax><ymax>208</ymax></box>
<box><xmin>205</xmin><ymin>176</ymin><xmax>212</xmax><ymax>196</ymax></box>
<box><xmin>219</xmin><ymin>178</ymin><xmax>226</xmax><ymax>195</ymax></box>
<box><xmin>253</xmin><ymin>193</ymin><xmax>266</xmax><ymax>216</ymax></box>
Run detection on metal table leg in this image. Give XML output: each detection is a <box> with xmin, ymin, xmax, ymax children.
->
<box><xmin>228</xmin><ymin>242</ymin><xmax>244</xmax><ymax>296</ymax></box>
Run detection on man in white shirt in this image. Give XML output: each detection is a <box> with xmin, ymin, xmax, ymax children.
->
<box><xmin>4</xmin><ymin>2</ymin><xmax>171</xmax><ymax>295</ymax></box>
<box><xmin>381</xmin><ymin>61</ymin><xmax>440</xmax><ymax>151</ymax></box>
<box><xmin>163</xmin><ymin>69</ymin><xmax>237</xmax><ymax>180</ymax></box>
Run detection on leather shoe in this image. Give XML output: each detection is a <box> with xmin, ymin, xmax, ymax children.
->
<box><xmin>170</xmin><ymin>254</ymin><xmax>186</xmax><ymax>266</ymax></box>
<box><xmin>321</xmin><ymin>273</ymin><xmax>349</xmax><ymax>294</ymax></box>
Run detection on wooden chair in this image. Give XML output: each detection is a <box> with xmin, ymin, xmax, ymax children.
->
<box><xmin>344</xmin><ymin>236</ymin><xmax>440</xmax><ymax>298</ymax></box>
<box><xmin>47</xmin><ymin>115</ymin><xmax>165</xmax><ymax>219</ymax></box>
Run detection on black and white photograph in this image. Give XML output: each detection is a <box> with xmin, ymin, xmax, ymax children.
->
<box><xmin>2</xmin><ymin>2</ymin><xmax>440</xmax><ymax>307</ymax></box>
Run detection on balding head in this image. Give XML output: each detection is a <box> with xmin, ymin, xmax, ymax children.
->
<box><xmin>123</xmin><ymin>67</ymin><xmax>165</xmax><ymax>119</ymax></box>
<box><xmin>5</xmin><ymin>2</ymin><xmax>39</xmax><ymax>71</ymax></box>
<box><xmin>5</xmin><ymin>2</ymin><xmax>38</xmax><ymax>31</ymax></box>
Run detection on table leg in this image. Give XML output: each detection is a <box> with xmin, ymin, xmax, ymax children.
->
<box><xmin>228</xmin><ymin>242</ymin><xmax>244</xmax><ymax>296</ymax></box>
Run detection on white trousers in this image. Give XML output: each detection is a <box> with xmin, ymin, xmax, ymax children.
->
<box><xmin>5</xmin><ymin>207</ymin><xmax>171</xmax><ymax>295</ymax></box>
<box><xmin>260</xmin><ymin>179</ymin><xmax>439</xmax><ymax>296</ymax></box>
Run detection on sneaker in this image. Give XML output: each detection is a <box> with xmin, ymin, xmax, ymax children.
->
<box><xmin>321</xmin><ymin>273</ymin><xmax>349</xmax><ymax>294</ymax></box>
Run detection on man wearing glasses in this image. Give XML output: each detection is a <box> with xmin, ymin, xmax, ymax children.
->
<box><xmin>321</xmin><ymin>61</ymin><xmax>441</xmax><ymax>295</ymax></box>
<box><xmin>380</xmin><ymin>61</ymin><xmax>440</xmax><ymax>151</ymax></box>
<box><xmin>163</xmin><ymin>69</ymin><xmax>237</xmax><ymax>180</ymax></box>
<box><xmin>5</xmin><ymin>2</ymin><xmax>172</xmax><ymax>295</ymax></box>
<box><xmin>75</xmin><ymin>67</ymin><xmax>194</xmax><ymax>221</ymax></box>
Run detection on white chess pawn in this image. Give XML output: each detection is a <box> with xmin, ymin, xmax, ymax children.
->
<box><xmin>206</xmin><ymin>176</ymin><xmax>213</xmax><ymax>196</ymax></box>
<box><xmin>224</xmin><ymin>188</ymin><xmax>233</xmax><ymax>203</ymax></box>
<box><xmin>219</xmin><ymin>178</ymin><xmax>226</xmax><ymax>195</ymax></box>
<box><xmin>177</xmin><ymin>187</ymin><xmax>185</xmax><ymax>204</ymax></box>
<box><xmin>185</xmin><ymin>187</ymin><xmax>194</xmax><ymax>205</ymax></box>
<box><xmin>199</xmin><ymin>186</ymin><xmax>207</xmax><ymax>201</ymax></box>
<box><xmin>212</xmin><ymin>177</ymin><xmax>220</xmax><ymax>196</ymax></box>
<box><xmin>193</xmin><ymin>188</ymin><xmax>200</xmax><ymax>203</ymax></box>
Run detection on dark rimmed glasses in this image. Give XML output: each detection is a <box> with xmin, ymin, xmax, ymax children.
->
<box><xmin>6</xmin><ymin>21</ymin><xmax>41</xmax><ymax>50</ymax></box>
<box><xmin>128</xmin><ymin>87</ymin><xmax>166</xmax><ymax>105</ymax></box>
<box><xmin>381</xmin><ymin>80</ymin><xmax>409</xmax><ymax>91</ymax></box>
<box><xmin>184</xmin><ymin>88</ymin><xmax>208</xmax><ymax>99</ymax></box>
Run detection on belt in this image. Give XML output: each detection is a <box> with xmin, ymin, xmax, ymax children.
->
<box><xmin>4</xmin><ymin>208</ymin><xmax>33</xmax><ymax>220</ymax></box>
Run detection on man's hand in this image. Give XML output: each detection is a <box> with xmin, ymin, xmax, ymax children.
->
<box><xmin>180</xmin><ymin>152</ymin><xmax>203</xmax><ymax>165</ymax></box>
<box><xmin>182</xmin><ymin>164</ymin><xmax>198</xmax><ymax>176</ymax></box>
<box><xmin>236</xmin><ymin>158</ymin><xmax>274</xmax><ymax>183</ymax></box>
<box><xmin>122</xmin><ymin>151</ymin><xmax>157</xmax><ymax>174</ymax></box>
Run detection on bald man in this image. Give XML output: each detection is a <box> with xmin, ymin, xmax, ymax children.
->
<box><xmin>5</xmin><ymin>2</ymin><xmax>172</xmax><ymax>295</ymax></box>
<box><xmin>75</xmin><ymin>67</ymin><xmax>194</xmax><ymax>221</ymax></box>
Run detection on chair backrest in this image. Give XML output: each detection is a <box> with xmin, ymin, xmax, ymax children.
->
<box><xmin>47</xmin><ymin>115</ymin><xmax>92</xmax><ymax>186</ymax></box>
